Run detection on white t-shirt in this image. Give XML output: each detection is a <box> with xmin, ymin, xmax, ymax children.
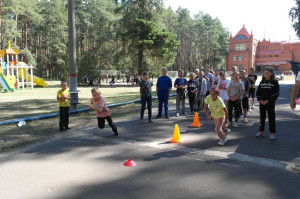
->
<box><xmin>296</xmin><ymin>71</ymin><xmax>300</xmax><ymax>81</ymax></box>
<box><xmin>218</xmin><ymin>79</ymin><xmax>230</xmax><ymax>100</ymax></box>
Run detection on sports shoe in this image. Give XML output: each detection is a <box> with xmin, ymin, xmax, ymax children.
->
<box><xmin>165</xmin><ymin>115</ymin><xmax>169</xmax><ymax>119</ymax></box>
<box><xmin>251</xmin><ymin>105</ymin><xmax>255</xmax><ymax>109</ymax></box>
<box><xmin>113</xmin><ymin>127</ymin><xmax>118</xmax><ymax>136</ymax></box>
<box><xmin>175</xmin><ymin>113</ymin><xmax>179</xmax><ymax>117</ymax></box>
<box><xmin>218</xmin><ymin>138</ymin><xmax>228</xmax><ymax>146</ymax></box>
<box><xmin>269</xmin><ymin>133</ymin><xmax>276</xmax><ymax>140</ymax></box>
<box><xmin>155</xmin><ymin>115</ymin><xmax>161</xmax><ymax>119</ymax></box>
<box><xmin>227</xmin><ymin>122</ymin><xmax>232</xmax><ymax>127</ymax></box>
<box><xmin>256</xmin><ymin>131</ymin><xmax>265</xmax><ymax>138</ymax></box>
<box><xmin>65</xmin><ymin>127</ymin><xmax>71</xmax><ymax>130</ymax></box>
<box><xmin>232</xmin><ymin>122</ymin><xmax>238</xmax><ymax>128</ymax></box>
<box><xmin>224</xmin><ymin>128</ymin><xmax>231</xmax><ymax>135</ymax></box>
<box><xmin>243</xmin><ymin>117</ymin><xmax>248</xmax><ymax>123</ymax></box>
<box><xmin>247</xmin><ymin>111</ymin><xmax>251</xmax><ymax>115</ymax></box>
<box><xmin>148</xmin><ymin>120</ymin><xmax>154</xmax><ymax>123</ymax></box>
<box><xmin>139</xmin><ymin>119</ymin><xmax>145</xmax><ymax>124</ymax></box>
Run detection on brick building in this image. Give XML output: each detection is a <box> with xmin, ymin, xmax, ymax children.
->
<box><xmin>226</xmin><ymin>25</ymin><xmax>300</xmax><ymax>73</ymax></box>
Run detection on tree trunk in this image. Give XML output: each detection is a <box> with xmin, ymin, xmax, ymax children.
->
<box><xmin>24</xmin><ymin>15</ymin><xmax>27</xmax><ymax>49</ymax></box>
<box><xmin>15</xmin><ymin>14</ymin><xmax>18</xmax><ymax>45</ymax></box>
<box><xmin>138</xmin><ymin>47</ymin><xmax>143</xmax><ymax>74</ymax></box>
<box><xmin>0</xmin><ymin>0</ymin><xmax>2</xmax><ymax>49</ymax></box>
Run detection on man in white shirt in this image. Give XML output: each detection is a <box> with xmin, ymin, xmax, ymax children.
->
<box><xmin>290</xmin><ymin>71</ymin><xmax>300</xmax><ymax>110</ymax></box>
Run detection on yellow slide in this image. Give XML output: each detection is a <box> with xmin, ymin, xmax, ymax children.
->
<box><xmin>18</xmin><ymin>68</ymin><xmax>48</xmax><ymax>87</ymax></box>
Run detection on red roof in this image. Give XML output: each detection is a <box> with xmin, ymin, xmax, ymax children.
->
<box><xmin>234</xmin><ymin>25</ymin><xmax>250</xmax><ymax>39</ymax></box>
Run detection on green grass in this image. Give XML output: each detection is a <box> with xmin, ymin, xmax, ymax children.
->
<box><xmin>0</xmin><ymin>81</ymin><xmax>176</xmax><ymax>152</ymax></box>
<box><xmin>0</xmin><ymin>83</ymin><xmax>151</xmax><ymax>121</ymax></box>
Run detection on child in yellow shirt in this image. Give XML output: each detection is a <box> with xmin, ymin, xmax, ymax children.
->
<box><xmin>57</xmin><ymin>81</ymin><xmax>71</xmax><ymax>131</ymax></box>
<box><xmin>204</xmin><ymin>86</ymin><xmax>230</xmax><ymax>146</ymax></box>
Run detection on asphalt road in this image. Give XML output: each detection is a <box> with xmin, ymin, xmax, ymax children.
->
<box><xmin>0</xmin><ymin>81</ymin><xmax>299</xmax><ymax>199</ymax></box>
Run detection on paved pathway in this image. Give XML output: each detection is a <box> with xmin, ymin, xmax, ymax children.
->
<box><xmin>0</xmin><ymin>81</ymin><xmax>299</xmax><ymax>199</ymax></box>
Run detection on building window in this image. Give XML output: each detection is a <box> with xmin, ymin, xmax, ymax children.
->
<box><xmin>275</xmin><ymin>55</ymin><xmax>279</xmax><ymax>57</ymax></box>
<box><xmin>239</xmin><ymin>56</ymin><xmax>243</xmax><ymax>61</ymax></box>
<box><xmin>268</xmin><ymin>55</ymin><xmax>273</xmax><ymax>57</ymax></box>
<box><xmin>235</xmin><ymin>43</ymin><xmax>246</xmax><ymax>51</ymax></box>
<box><xmin>235</xmin><ymin>35</ymin><xmax>248</xmax><ymax>40</ymax></box>
<box><xmin>257</xmin><ymin>55</ymin><xmax>261</xmax><ymax>58</ymax></box>
<box><xmin>233</xmin><ymin>56</ymin><xmax>237</xmax><ymax>61</ymax></box>
<box><xmin>263</xmin><ymin>55</ymin><xmax>267</xmax><ymax>58</ymax></box>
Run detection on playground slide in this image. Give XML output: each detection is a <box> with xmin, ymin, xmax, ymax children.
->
<box><xmin>0</xmin><ymin>73</ymin><xmax>14</xmax><ymax>91</ymax></box>
<box><xmin>18</xmin><ymin>68</ymin><xmax>48</xmax><ymax>87</ymax></box>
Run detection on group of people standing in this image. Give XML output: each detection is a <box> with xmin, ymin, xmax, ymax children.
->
<box><xmin>138</xmin><ymin>65</ymin><xmax>280</xmax><ymax>146</ymax></box>
<box><xmin>57</xmin><ymin>65</ymin><xmax>283</xmax><ymax>146</ymax></box>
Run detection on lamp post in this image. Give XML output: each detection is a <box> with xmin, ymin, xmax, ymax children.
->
<box><xmin>68</xmin><ymin>0</ymin><xmax>78</xmax><ymax>109</ymax></box>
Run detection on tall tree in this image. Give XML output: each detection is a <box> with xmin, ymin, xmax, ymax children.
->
<box><xmin>290</xmin><ymin>0</ymin><xmax>300</xmax><ymax>37</ymax></box>
<box><xmin>116</xmin><ymin>0</ymin><xmax>177</xmax><ymax>73</ymax></box>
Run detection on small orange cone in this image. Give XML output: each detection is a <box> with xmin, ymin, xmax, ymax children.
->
<box><xmin>190</xmin><ymin>113</ymin><xmax>202</xmax><ymax>127</ymax></box>
<box><xmin>170</xmin><ymin>124</ymin><xmax>182</xmax><ymax>143</ymax></box>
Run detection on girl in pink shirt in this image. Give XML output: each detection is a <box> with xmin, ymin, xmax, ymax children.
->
<box><xmin>89</xmin><ymin>88</ymin><xmax>118</xmax><ymax>136</ymax></box>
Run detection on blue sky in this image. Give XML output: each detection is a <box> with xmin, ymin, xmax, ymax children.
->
<box><xmin>164</xmin><ymin>0</ymin><xmax>299</xmax><ymax>42</ymax></box>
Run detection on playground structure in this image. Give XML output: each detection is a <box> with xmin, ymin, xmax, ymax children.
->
<box><xmin>0</xmin><ymin>41</ymin><xmax>47</xmax><ymax>92</ymax></box>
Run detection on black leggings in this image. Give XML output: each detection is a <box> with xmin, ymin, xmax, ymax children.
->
<box><xmin>259</xmin><ymin>103</ymin><xmax>276</xmax><ymax>133</ymax></box>
<box><xmin>97</xmin><ymin>116</ymin><xmax>117</xmax><ymax>130</ymax></box>
<box><xmin>188</xmin><ymin>93</ymin><xmax>196</xmax><ymax>112</ymax></box>
<box><xmin>228</xmin><ymin>99</ymin><xmax>241</xmax><ymax>122</ymax></box>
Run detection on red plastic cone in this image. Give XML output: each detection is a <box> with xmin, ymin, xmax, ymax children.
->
<box><xmin>123</xmin><ymin>159</ymin><xmax>137</xmax><ymax>167</ymax></box>
<box><xmin>190</xmin><ymin>113</ymin><xmax>202</xmax><ymax>127</ymax></box>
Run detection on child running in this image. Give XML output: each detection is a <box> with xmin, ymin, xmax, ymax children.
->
<box><xmin>57</xmin><ymin>81</ymin><xmax>71</xmax><ymax>131</ymax></box>
<box><xmin>89</xmin><ymin>88</ymin><xmax>118</xmax><ymax>136</ymax></box>
<box><xmin>204</xmin><ymin>86</ymin><xmax>230</xmax><ymax>146</ymax></box>
<box><xmin>256</xmin><ymin>67</ymin><xmax>279</xmax><ymax>140</ymax></box>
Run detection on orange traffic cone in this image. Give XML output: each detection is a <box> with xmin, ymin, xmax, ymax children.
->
<box><xmin>190</xmin><ymin>113</ymin><xmax>202</xmax><ymax>127</ymax></box>
<box><xmin>170</xmin><ymin>124</ymin><xmax>182</xmax><ymax>143</ymax></box>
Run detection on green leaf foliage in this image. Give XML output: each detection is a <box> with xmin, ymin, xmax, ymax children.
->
<box><xmin>0</xmin><ymin>0</ymin><xmax>230</xmax><ymax>80</ymax></box>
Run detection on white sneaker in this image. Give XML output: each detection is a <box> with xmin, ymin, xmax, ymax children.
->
<box><xmin>269</xmin><ymin>133</ymin><xmax>276</xmax><ymax>140</ymax></box>
<box><xmin>232</xmin><ymin>122</ymin><xmax>238</xmax><ymax>128</ymax></box>
<box><xmin>176</xmin><ymin>113</ymin><xmax>179</xmax><ymax>117</ymax></box>
<box><xmin>251</xmin><ymin>105</ymin><xmax>255</xmax><ymax>109</ymax></box>
<box><xmin>247</xmin><ymin>111</ymin><xmax>251</xmax><ymax>115</ymax></box>
<box><xmin>218</xmin><ymin>138</ymin><xmax>228</xmax><ymax>146</ymax></box>
<box><xmin>224</xmin><ymin>128</ymin><xmax>231</xmax><ymax>135</ymax></box>
<box><xmin>243</xmin><ymin>117</ymin><xmax>248</xmax><ymax>123</ymax></box>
